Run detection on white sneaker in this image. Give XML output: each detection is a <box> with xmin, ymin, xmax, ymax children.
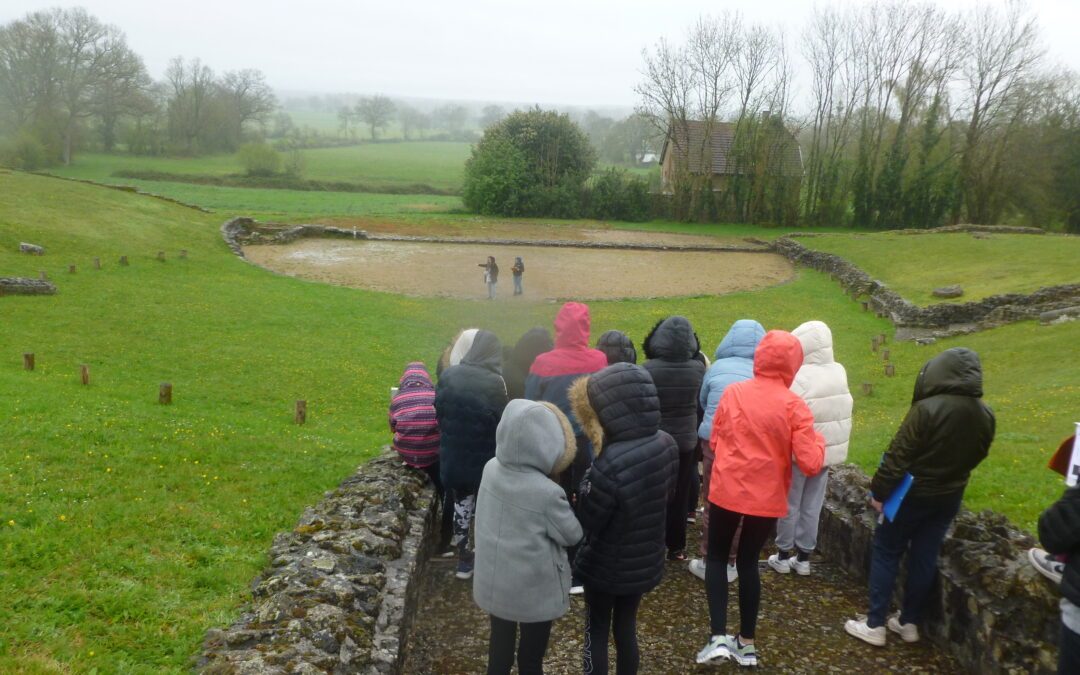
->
<box><xmin>887</xmin><ymin>613</ymin><xmax>919</xmax><ymax>643</ymax></box>
<box><xmin>726</xmin><ymin>563</ymin><xmax>738</xmax><ymax>583</ymax></box>
<box><xmin>1029</xmin><ymin>547</ymin><xmax>1065</xmax><ymax>585</ymax></box>
<box><xmin>767</xmin><ymin>554</ymin><xmax>791</xmax><ymax>574</ymax></box>
<box><xmin>695</xmin><ymin>634</ymin><xmax>732</xmax><ymax>664</ymax></box>
<box><xmin>688</xmin><ymin>558</ymin><xmax>706</xmax><ymax>581</ymax></box>
<box><xmin>845</xmin><ymin>616</ymin><xmax>886</xmax><ymax>647</ymax></box>
<box><xmin>791</xmin><ymin>557</ymin><xmax>811</xmax><ymax>576</ymax></box>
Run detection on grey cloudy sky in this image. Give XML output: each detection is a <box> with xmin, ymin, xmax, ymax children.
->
<box><xmin>3</xmin><ymin>0</ymin><xmax>1078</xmax><ymax>108</ymax></box>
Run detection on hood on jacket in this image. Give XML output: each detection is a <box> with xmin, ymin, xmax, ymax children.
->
<box><xmin>596</xmin><ymin>330</ymin><xmax>637</xmax><ymax>365</ymax></box>
<box><xmin>444</xmin><ymin>328</ymin><xmax>480</xmax><ymax>371</ymax></box>
<box><xmin>753</xmin><ymin>330</ymin><xmax>803</xmax><ymax>387</ymax></box>
<box><xmin>792</xmin><ymin>321</ymin><xmax>835</xmax><ymax>366</ymax></box>
<box><xmin>494</xmin><ymin>399</ymin><xmax>576</xmax><ymax>475</ymax></box>
<box><xmin>715</xmin><ymin>319</ymin><xmax>766</xmax><ymax>361</ymax></box>
<box><xmin>462</xmin><ymin>330</ymin><xmax>503</xmax><ymax>374</ymax></box>
<box><xmin>399</xmin><ymin>361</ymin><xmax>434</xmax><ymax>389</ymax></box>
<box><xmin>912</xmin><ymin>347</ymin><xmax>984</xmax><ymax>402</ymax></box>
<box><xmin>511</xmin><ymin>327</ymin><xmax>554</xmax><ymax>370</ymax></box>
<box><xmin>554</xmin><ymin>302</ymin><xmax>592</xmax><ymax>350</ymax></box>
<box><xmin>569</xmin><ymin>363</ymin><xmax>661</xmax><ymax>456</ymax></box>
<box><xmin>643</xmin><ymin>316</ymin><xmax>699</xmax><ymax>361</ymax></box>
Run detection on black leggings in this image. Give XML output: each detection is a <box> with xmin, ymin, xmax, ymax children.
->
<box><xmin>583</xmin><ymin>588</ymin><xmax>643</xmax><ymax>675</ymax></box>
<box><xmin>487</xmin><ymin>615</ymin><xmax>552</xmax><ymax>675</ymax></box>
<box><xmin>705</xmin><ymin>503</ymin><xmax>776</xmax><ymax>639</ymax></box>
<box><xmin>665</xmin><ymin>450</ymin><xmax>696</xmax><ymax>554</ymax></box>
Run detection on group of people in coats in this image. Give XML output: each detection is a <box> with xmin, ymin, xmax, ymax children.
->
<box><xmin>388</xmin><ymin>301</ymin><xmax>998</xmax><ymax>673</ymax></box>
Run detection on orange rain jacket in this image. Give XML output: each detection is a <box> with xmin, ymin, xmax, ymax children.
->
<box><xmin>708</xmin><ymin>330</ymin><xmax>826</xmax><ymax>518</ymax></box>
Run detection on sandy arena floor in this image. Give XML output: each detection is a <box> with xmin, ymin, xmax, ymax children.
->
<box><xmin>243</xmin><ymin>240</ymin><xmax>795</xmax><ymax>300</ymax></box>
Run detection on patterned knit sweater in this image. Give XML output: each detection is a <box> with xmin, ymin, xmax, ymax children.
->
<box><xmin>389</xmin><ymin>362</ymin><xmax>440</xmax><ymax>468</ymax></box>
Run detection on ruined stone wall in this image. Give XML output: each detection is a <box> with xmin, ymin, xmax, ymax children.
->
<box><xmin>198</xmin><ymin>450</ymin><xmax>436</xmax><ymax>674</ymax></box>
<box><xmin>771</xmin><ymin>237</ymin><xmax>1080</xmax><ymax>336</ymax></box>
<box><xmin>0</xmin><ymin>277</ymin><xmax>57</xmax><ymax>295</ymax></box>
<box><xmin>819</xmin><ymin>465</ymin><xmax>1060</xmax><ymax>673</ymax></box>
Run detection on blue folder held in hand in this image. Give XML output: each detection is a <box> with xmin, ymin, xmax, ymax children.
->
<box><xmin>882</xmin><ymin>473</ymin><xmax>914</xmax><ymax>522</ymax></box>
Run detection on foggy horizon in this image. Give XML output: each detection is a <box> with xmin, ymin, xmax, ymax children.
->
<box><xmin>3</xmin><ymin>0</ymin><xmax>1080</xmax><ymax>111</ymax></box>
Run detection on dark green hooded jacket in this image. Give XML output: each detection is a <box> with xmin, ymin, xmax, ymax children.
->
<box><xmin>870</xmin><ymin>348</ymin><xmax>995</xmax><ymax>500</ymax></box>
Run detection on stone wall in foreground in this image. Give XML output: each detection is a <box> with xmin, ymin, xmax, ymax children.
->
<box><xmin>0</xmin><ymin>277</ymin><xmax>57</xmax><ymax>295</ymax></box>
<box><xmin>197</xmin><ymin>450</ymin><xmax>436</xmax><ymax>674</ymax></box>
<box><xmin>819</xmin><ymin>464</ymin><xmax>1061</xmax><ymax>674</ymax></box>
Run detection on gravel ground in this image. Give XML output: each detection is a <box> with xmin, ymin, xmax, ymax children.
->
<box><xmin>243</xmin><ymin>240</ymin><xmax>793</xmax><ymax>301</ymax></box>
<box><xmin>403</xmin><ymin>520</ymin><xmax>961</xmax><ymax>674</ymax></box>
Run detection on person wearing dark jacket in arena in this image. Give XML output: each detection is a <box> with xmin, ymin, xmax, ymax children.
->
<box><xmin>1038</xmin><ymin>480</ymin><xmax>1080</xmax><ymax>673</ymax></box>
<box><xmin>570</xmin><ymin>363</ymin><xmax>678</xmax><ymax>675</ymax></box>
<box><xmin>596</xmin><ymin>330</ymin><xmax>637</xmax><ymax>365</ymax></box>
<box><xmin>435</xmin><ymin>330</ymin><xmax>509</xmax><ymax>580</ymax></box>
<box><xmin>845</xmin><ymin>347</ymin><xmax>995</xmax><ymax>647</ymax></box>
<box><xmin>503</xmin><ymin>327</ymin><xmax>554</xmax><ymax>400</ymax></box>
<box><xmin>642</xmin><ymin>316</ymin><xmax>706</xmax><ymax>561</ymax></box>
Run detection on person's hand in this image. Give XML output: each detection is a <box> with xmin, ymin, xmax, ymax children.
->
<box><xmin>869</xmin><ymin>497</ymin><xmax>883</xmax><ymax>513</ymax></box>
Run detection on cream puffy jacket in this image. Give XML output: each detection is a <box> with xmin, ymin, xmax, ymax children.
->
<box><xmin>791</xmin><ymin>321</ymin><xmax>853</xmax><ymax>467</ymax></box>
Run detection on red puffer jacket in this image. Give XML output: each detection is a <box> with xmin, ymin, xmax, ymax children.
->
<box><xmin>709</xmin><ymin>330</ymin><xmax>825</xmax><ymax>518</ymax></box>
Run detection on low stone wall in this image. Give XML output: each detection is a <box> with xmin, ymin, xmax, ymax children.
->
<box><xmin>197</xmin><ymin>450</ymin><xmax>436</xmax><ymax>674</ymax></box>
<box><xmin>0</xmin><ymin>277</ymin><xmax>57</xmax><ymax>295</ymax></box>
<box><xmin>771</xmin><ymin>237</ymin><xmax>1080</xmax><ymax>336</ymax></box>
<box><xmin>819</xmin><ymin>464</ymin><xmax>1060</xmax><ymax>673</ymax></box>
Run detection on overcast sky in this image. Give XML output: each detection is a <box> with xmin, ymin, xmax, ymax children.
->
<box><xmin>3</xmin><ymin>0</ymin><xmax>1079</xmax><ymax>109</ymax></box>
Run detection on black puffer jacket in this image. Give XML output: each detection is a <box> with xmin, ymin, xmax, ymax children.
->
<box><xmin>503</xmin><ymin>327</ymin><xmax>553</xmax><ymax>400</ymax></box>
<box><xmin>1039</xmin><ymin>486</ymin><xmax>1080</xmax><ymax>606</ymax></box>
<box><xmin>436</xmin><ymin>331</ymin><xmax>509</xmax><ymax>493</ymax></box>
<box><xmin>570</xmin><ymin>363</ymin><xmax>678</xmax><ymax>595</ymax></box>
<box><xmin>642</xmin><ymin>317</ymin><xmax>705</xmax><ymax>454</ymax></box>
<box><xmin>870</xmin><ymin>348</ymin><xmax>995</xmax><ymax>500</ymax></box>
<box><xmin>596</xmin><ymin>330</ymin><xmax>637</xmax><ymax>365</ymax></box>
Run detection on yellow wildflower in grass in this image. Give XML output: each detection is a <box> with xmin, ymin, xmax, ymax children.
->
<box><xmin>7</xmin><ymin>520</ymin><xmax>14</xmax><ymax>526</ymax></box>
<box><xmin>59</xmin><ymin>514</ymin><xmax>67</xmax><ymax>521</ymax></box>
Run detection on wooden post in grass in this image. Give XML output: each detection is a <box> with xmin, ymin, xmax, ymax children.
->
<box><xmin>119</xmin><ymin>255</ymin><xmax>129</xmax><ymax>266</ymax></box>
<box><xmin>80</xmin><ymin>364</ymin><xmax>89</xmax><ymax>385</ymax></box>
<box><xmin>885</xmin><ymin>364</ymin><xmax>896</xmax><ymax>377</ymax></box>
<box><xmin>862</xmin><ymin>382</ymin><xmax>873</xmax><ymax>396</ymax></box>
<box><xmin>157</xmin><ymin>251</ymin><xmax>165</xmax><ymax>262</ymax></box>
<box><xmin>39</xmin><ymin>270</ymin><xmax>47</xmax><ymax>281</ymax></box>
<box><xmin>877</xmin><ymin>333</ymin><xmax>886</xmax><ymax>345</ymax></box>
<box><xmin>159</xmin><ymin>382</ymin><xmax>172</xmax><ymax>404</ymax></box>
<box><xmin>68</xmin><ymin>265</ymin><xmax>76</xmax><ymax>274</ymax></box>
<box><xmin>861</xmin><ymin>301</ymin><xmax>869</xmax><ymax>312</ymax></box>
<box><xmin>871</xmin><ymin>336</ymin><xmax>879</xmax><ymax>353</ymax></box>
<box><xmin>93</xmin><ymin>257</ymin><xmax>101</xmax><ymax>270</ymax></box>
<box><xmin>295</xmin><ymin>400</ymin><xmax>307</xmax><ymax>425</ymax></box>
<box><xmin>179</xmin><ymin>249</ymin><xmax>187</xmax><ymax>259</ymax></box>
<box><xmin>23</xmin><ymin>353</ymin><xmax>34</xmax><ymax>370</ymax></box>
<box><xmin>882</xmin><ymin>349</ymin><xmax>891</xmax><ymax>361</ymax></box>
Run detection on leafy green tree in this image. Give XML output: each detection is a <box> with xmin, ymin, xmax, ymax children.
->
<box><xmin>463</xmin><ymin>107</ymin><xmax>596</xmax><ymax>217</ymax></box>
<box><xmin>354</xmin><ymin>95</ymin><xmax>395</xmax><ymax>139</ymax></box>
<box><xmin>237</xmin><ymin>142</ymin><xmax>281</xmax><ymax>176</ymax></box>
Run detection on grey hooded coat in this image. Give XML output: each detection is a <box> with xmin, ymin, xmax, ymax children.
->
<box><xmin>473</xmin><ymin>399</ymin><xmax>582</xmax><ymax>623</ymax></box>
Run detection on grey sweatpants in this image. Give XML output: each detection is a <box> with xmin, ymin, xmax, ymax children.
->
<box><xmin>775</xmin><ymin>465</ymin><xmax>830</xmax><ymax>553</ymax></box>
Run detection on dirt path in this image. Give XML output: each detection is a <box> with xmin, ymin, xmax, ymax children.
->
<box><xmin>243</xmin><ymin>240</ymin><xmax>794</xmax><ymax>300</ymax></box>
<box><xmin>403</xmin><ymin>527</ymin><xmax>961</xmax><ymax>674</ymax></box>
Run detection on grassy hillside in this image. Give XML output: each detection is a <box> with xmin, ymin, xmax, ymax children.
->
<box><xmin>799</xmin><ymin>232</ymin><xmax>1080</xmax><ymax>304</ymax></box>
<box><xmin>1</xmin><ymin>169</ymin><xmax>1077</xmax><ymax>671</ymax></box>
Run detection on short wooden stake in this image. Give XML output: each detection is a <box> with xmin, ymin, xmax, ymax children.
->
<box><xmin>179</xmin><ymin>249</ymin><xmax>188</xmax><ymax>259</ymax></box>
<box><xmin>23</xmin><ymin>353</ymin><xmax>34</xmax><ymax>371</ymax></box>
<box><xmin>68</xmin><ymin>264</ymin><xmax>76</xmax><ymax>274</ymax></box>
<box><xmin>871</xmin><ymin>337</ymin><xmax>879</xmax><ymax>353</ymax></box>
<box><xmin>157</xmin><ymin>251</ymin><xmax>165</xmax><ymax>262</ymax></box>
<box><xmin>93</xmin><ymin>257</ymin><xmax>101</xmax><ymax>270</ymax></box>
<box><xmin>80</xmin><ymin>364</ymin><xmax>89</xmax><ymax>385</ymax></box>
<box><xmin>861</xmin><ymin>301</ymin><xmax>869</xmax><ymax>312</ymax></box>
<box><xmin>877</xmin><ymin>333</ymin><xmax>886</xmax><ymax>345</ymax></box>
<box><xmin>39</xmin><ymin>270</ymin><xmax>47</xmax><ymax>281</ymax></box>
<box><xmin>885</xmin><ymin>363</ymin><xmax>896</xmax><ymax>377</ymax></box>
<box><xmin>295</xmin><ymin>400</ymin><xmax>307</xmax><ymax>425</ymax></box>
<box><xmin>862</xmin><ymin>382</ymin><xmax>873</xmax><ymax>396</ymax></box>
<box><xmin>159</xmin><ymin>382</ymin><xmax>172</xmax><ymax>404</ymax></box>
<box><xmin>882</xmin><ymin>349</ymin><xmax>891</xmax><ymax>361</ymax></box>
<box><xmin>119</xmin><ymin>255</ymin><xmax>129</xmax><ymax>266</ymax></box>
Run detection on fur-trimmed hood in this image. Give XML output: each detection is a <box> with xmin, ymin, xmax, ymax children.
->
<box><xmin>495</xmin><ymin>400</ymin><xmax>576</xmax><ymax>475</ymax></box>
<box><xmin>569</xmin><ymin>363</ymin><xmax>661</xmax><ymax>457</ymax></box>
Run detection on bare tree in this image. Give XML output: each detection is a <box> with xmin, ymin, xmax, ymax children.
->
<box><xmin>479</xmin><ymin>104</ymin><xmax>505</xmax><ymax>128</ymax></box>
<box><xmin>398</xmin><ymin>104</ymin><xmax>430</xmax><ymax>140</ymax></box>
<box><xmin>220</xmin><ymin>69</ymin><xmax>277</xmax><ymax>142</ymax></box>
<box><xmin>165</xmin><ymin>56</ymin><xmax>215</xmax><ymax>154</ymax></box>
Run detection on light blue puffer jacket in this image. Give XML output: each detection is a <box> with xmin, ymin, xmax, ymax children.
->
<box><xmin>697</xmin><ymin>319</ymin><xmax>766</xmax><ymax>440</ymax></box>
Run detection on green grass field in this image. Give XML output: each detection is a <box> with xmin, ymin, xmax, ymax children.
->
<box><xmin>2</xmin><ymin>156</ymin><xmax>1078</xmax><ymax>672</ymax></box>
<box><xmin>799</xmin><ymin>232</ymin><xmax>1080</xmax><ymax>305</ymax></box>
